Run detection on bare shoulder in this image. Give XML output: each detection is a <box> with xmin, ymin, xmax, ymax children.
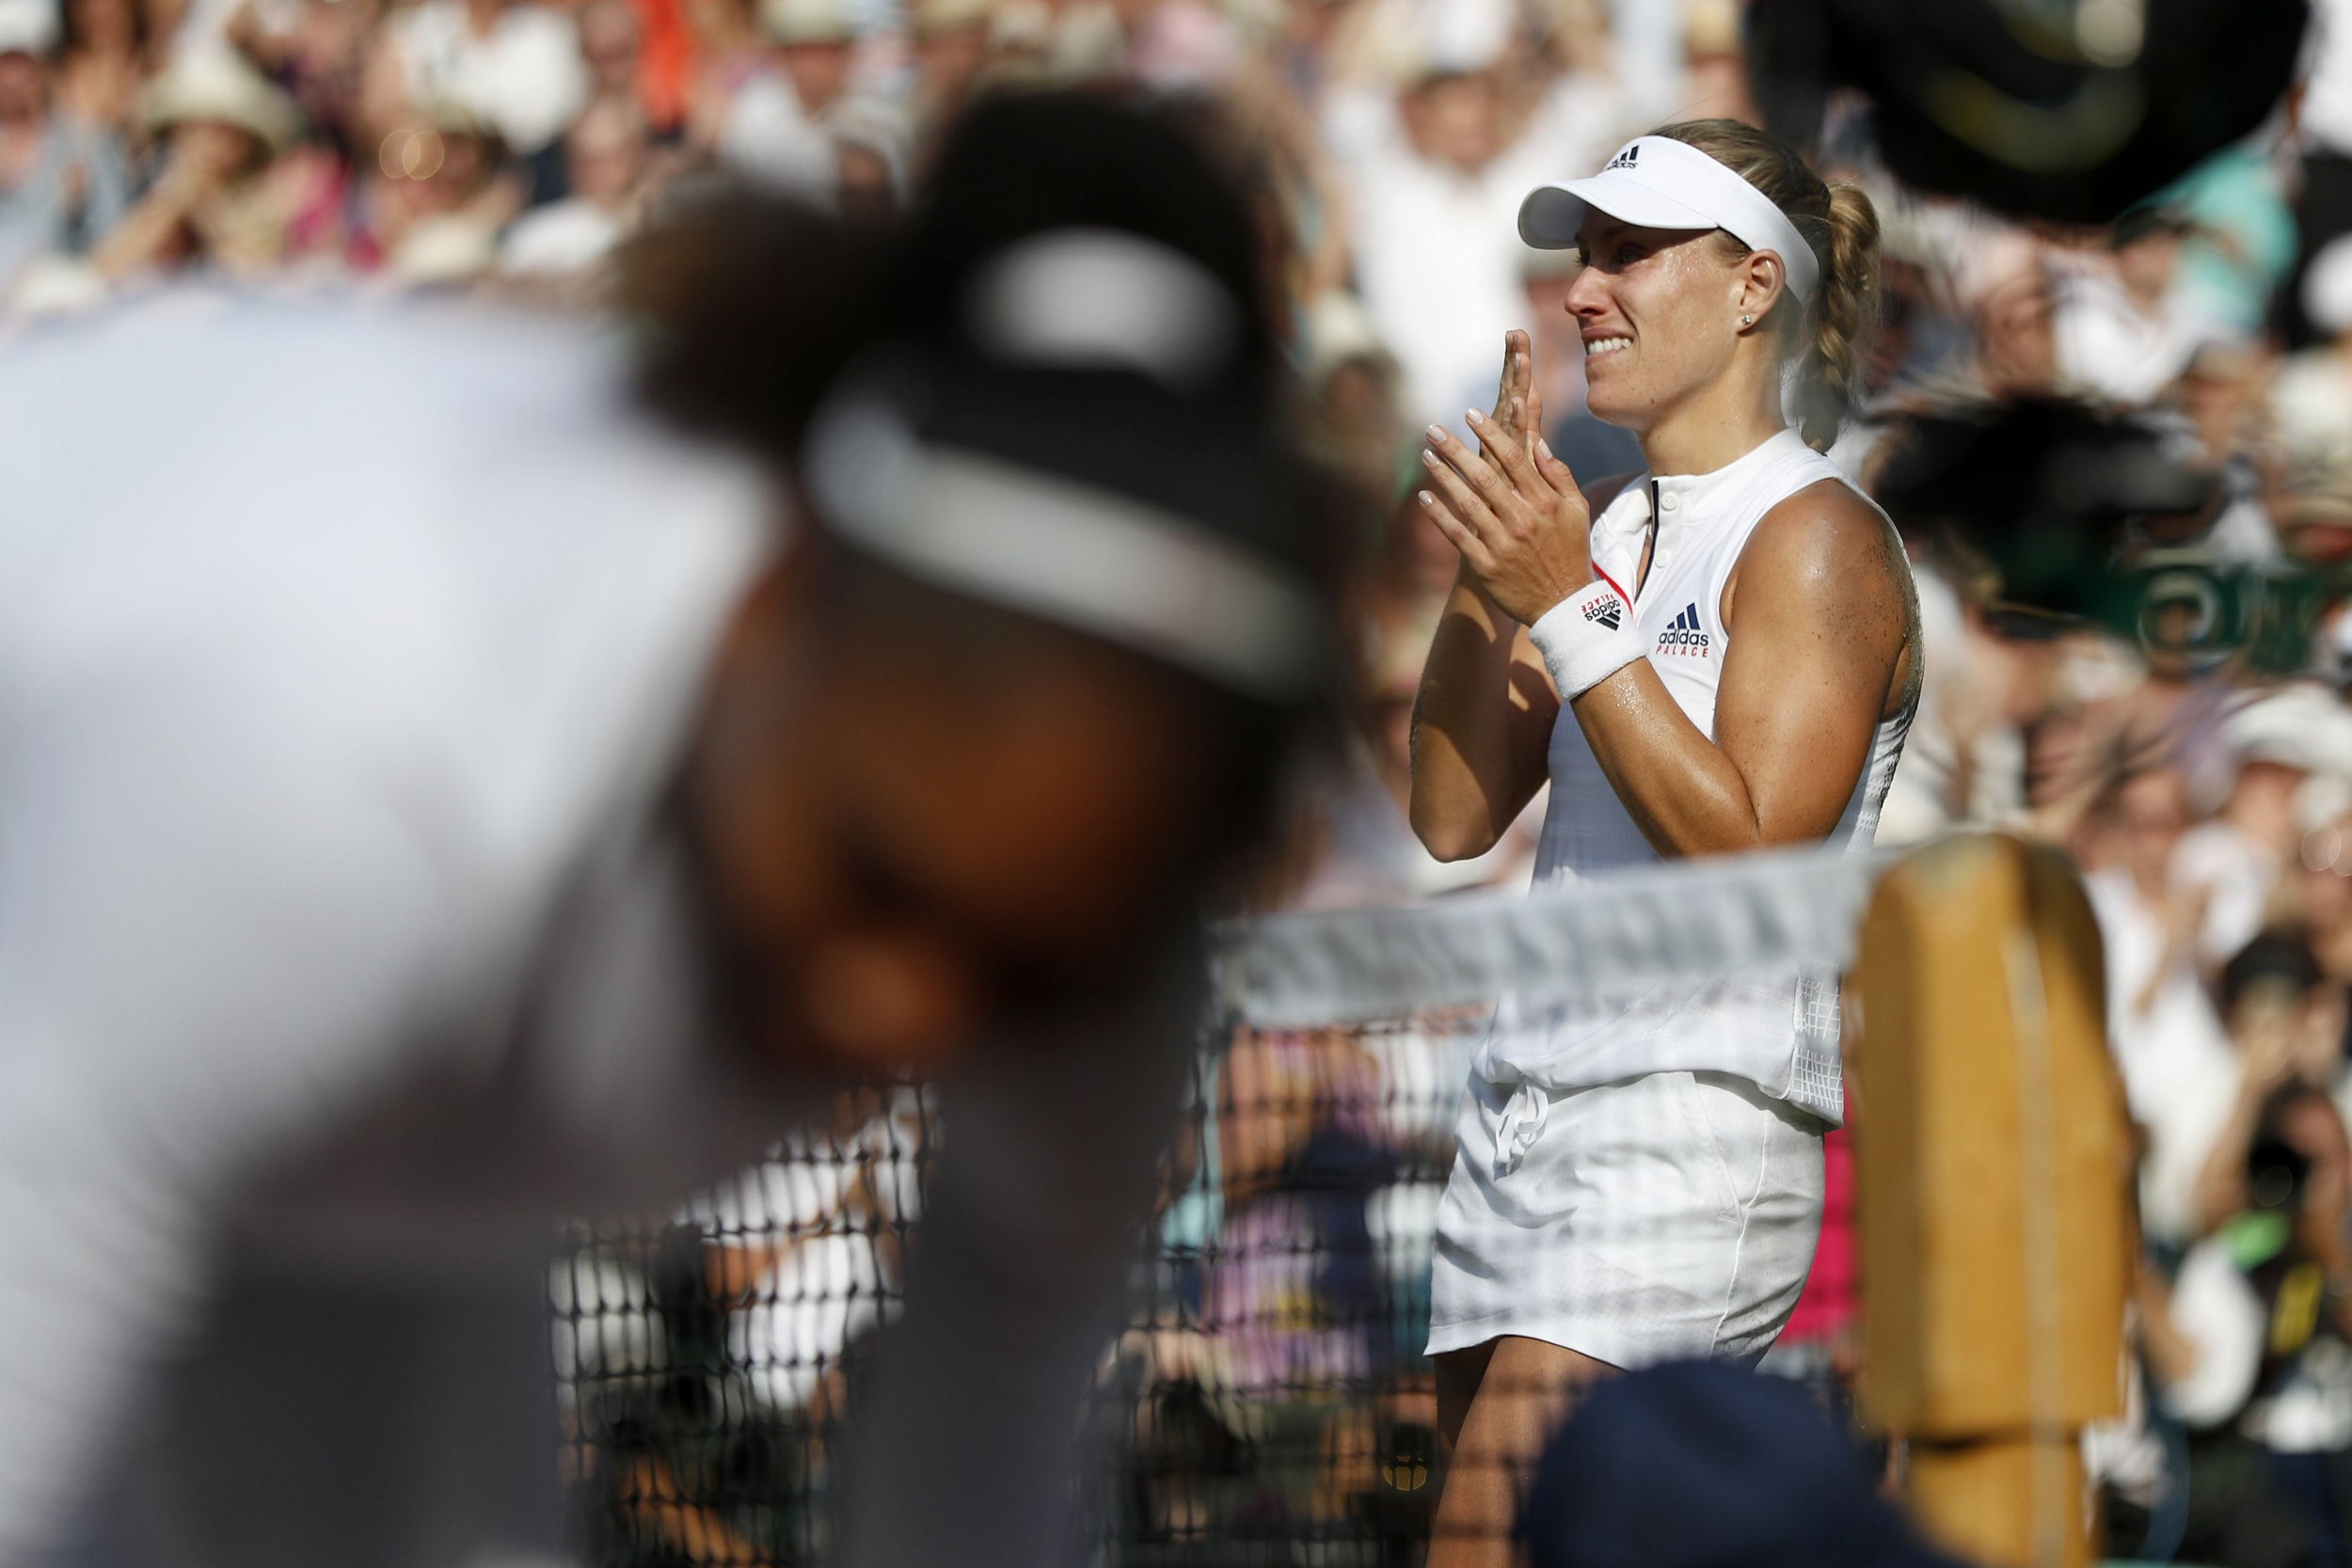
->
<box><xmin>1729</xmin><ymin>476</ymin><xmax>1922</xmax><ymax>716</ymax></box>
<box><xmin>1737</xmin><ymin>476</ymin><xmax>1913</xmax><ymax>612</ymax></box>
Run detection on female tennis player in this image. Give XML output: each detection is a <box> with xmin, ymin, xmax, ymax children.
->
<box><xmin>1407</xmin><ymin>119</ymin><xmax>1920</xmax><ymax>1561</ymax></box>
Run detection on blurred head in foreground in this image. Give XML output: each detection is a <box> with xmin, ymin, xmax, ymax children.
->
<box><xmin>1520</xmin><ymin>1361</ymin><xmax>1968</xmax><ymax>1568</ymax></box>
<box><xmin>629</xmin><ymin>90</ymin><xmax>1334</xmax><ymax>1071</ymax></box>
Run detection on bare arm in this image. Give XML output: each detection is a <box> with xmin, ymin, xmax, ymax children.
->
<box><xmin>1418</xmin><ymin>421</ymin><xmax>1916</xmax><ymax>859</ymax></box>
<box><xmin>1409</xmin><ymin>573</ymin><xmax>1557</xmax><ymax>862</ymax></box>
<box><xmin>1572</xmin><ymin>483</ymin><xmax>1916</xmax><ymax>856</ymax></box>
<box><xmin>1407</xmin><ymin>331</ymin><xmax>1559</xmax><ymax>863</ymax></box>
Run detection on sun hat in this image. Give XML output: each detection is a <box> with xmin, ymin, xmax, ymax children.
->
<box><xmin>759</xmin><ymin>0</ymin><xmax>852</xmax><ymax>45</ymax></box>
<box><xmin>140</xmin><ymin>49</ymin><xmax>302</xmax><ymax>150</ymax></box>
<box><xmin>0</xmin><ymin>0</ymin><xmax>58</xmax><ymax>59</ymax></box>
<box><xmin>1518</xmin><ymin>134</ymin><xmax>1820</xmax><ymax>307</ymax></box>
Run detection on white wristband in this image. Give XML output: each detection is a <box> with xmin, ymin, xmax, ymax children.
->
<box><xmin>1527</xmin><ymin>579</ymin><xmax>1645</xmax><ymax>698</ymax></box>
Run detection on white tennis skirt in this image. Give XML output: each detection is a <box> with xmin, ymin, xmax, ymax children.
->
<box><xmin>1427</xmin><ymin>1067</ymin><xmax>1826</xmax><ymax>1370</ymax></box>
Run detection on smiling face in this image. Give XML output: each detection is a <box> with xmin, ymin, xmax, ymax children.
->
<box><xmin>1559</xmin><ymin>210</ymin><xmax>1769</xmax><ymax>436</ymax></box>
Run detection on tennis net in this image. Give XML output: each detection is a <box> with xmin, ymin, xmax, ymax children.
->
<box><xmin>549</xmin><ymin>846</ymin><xmax>1885</xmax><ymax>1565</ymax></box>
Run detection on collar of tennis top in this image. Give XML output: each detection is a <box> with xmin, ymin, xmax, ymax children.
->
<box><xmin>1516</xmin><ymin>135</ymin><xmax>1820</xmax><ymax>309</ymax></box>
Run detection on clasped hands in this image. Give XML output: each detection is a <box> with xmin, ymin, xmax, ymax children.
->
<box><xmin>1418</xmin><ymin>328</ymin><xmax>1597</xmax><ymax>627</ymax></box>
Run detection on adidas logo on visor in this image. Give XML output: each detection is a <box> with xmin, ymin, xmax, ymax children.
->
<box><xmin>1604</xmin><ymin>144</ymin><xmax>1640</xmax><ymax>171</ymax></box>
<box><xmin>1658</xmin><ymin>603</ymin><xmax>1710</xmax><ymax>656</ymax></box>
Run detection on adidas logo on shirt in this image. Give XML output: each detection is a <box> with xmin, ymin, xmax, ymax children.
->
<box><xmin>1605</xmin><ymin>144</ymin><xmax>1640</xmax><ymax>171</ymax></box>
<box><xmin>1581</xmin><ymin>594</ymin><xmax>1623</xmax><ymax>630</ymax></box>
<box><xmin>1657</xmin><ymin>603</ymin><xmax>1710</xmax><ymax>656</ymax></box>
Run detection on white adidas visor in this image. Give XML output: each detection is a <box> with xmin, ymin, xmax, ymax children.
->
<box><xmin>1518</xmin><ymin>135</ymin><xmax>1819</xmax><ymax>309</ymax></box>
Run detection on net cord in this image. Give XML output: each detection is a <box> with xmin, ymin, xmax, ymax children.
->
<box><xmin>1213</xmin><ymin>843</ymin><xmax>1888</xmax><ymax>1028</ymax></box>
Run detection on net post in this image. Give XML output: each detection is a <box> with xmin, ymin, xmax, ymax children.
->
<box><xmin>1851</xmin><ymin>833</ymin><xmax>2134</xmax><ymax>1568</ymax></box>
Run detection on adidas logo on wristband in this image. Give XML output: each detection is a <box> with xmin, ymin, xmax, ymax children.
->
<box><xmin>1531</xmin><ymin>578</ymin><xmax>1646</xmax><ymax>700</ymax></box>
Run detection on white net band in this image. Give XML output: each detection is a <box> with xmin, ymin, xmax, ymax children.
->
<box><xmin>1214</xmin><ymin>843</ymin><xmax>1888</xmax><ymax>1028</ymax></box>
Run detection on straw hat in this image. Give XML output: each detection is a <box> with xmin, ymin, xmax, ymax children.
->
<box><xmin>909</xmin><ymin>0</ymin><xmax>990</xmax><ymax>36</ymax></box>
<box><xmin>141</xmin><ymin>49</ymin><xmax>301</xmax><ymax>150</ymax></box>
<box><xmin>759</xmin><ymin>0</ymin><xmax>852</xmax><ymax>45</ymax></box>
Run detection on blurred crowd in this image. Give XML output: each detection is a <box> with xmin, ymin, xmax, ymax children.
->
<box><xmin>80</xmin><ymin>0</ymin><xmax>2352</xmax><ymax>1556</ymax></box>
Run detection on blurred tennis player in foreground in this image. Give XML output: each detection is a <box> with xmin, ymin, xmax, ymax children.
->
<box><xmin>1409</xmin><ymin>119</ymin><xmax>1920</xmax><ymax>1563</ymax></box>
<box><xmin>0</xmin><ymin>92</ymin><xmax>1330</xmax><ymax>1568</ymax></box>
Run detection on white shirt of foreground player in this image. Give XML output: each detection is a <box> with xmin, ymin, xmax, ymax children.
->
<box><xmin>0</xmin><ymin>295</ymin><xmax>1199</xmax><ymax>1568</ymax></box>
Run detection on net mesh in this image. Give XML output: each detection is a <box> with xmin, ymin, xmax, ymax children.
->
<box><xmin>549</xmin><ymin>850</ymin><xmax>1882</xmax><ymax>1564</ymax></box>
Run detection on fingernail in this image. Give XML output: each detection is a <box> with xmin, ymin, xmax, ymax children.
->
<box><xmin>1419</xmin><ymin>490</ymin><xmax>1437</xmax><ymax>507</ymax></box>
<box><xmin>1537</xmin><ymin>437</ymin><xmax>1554</xmax><ymax>462</ymax></box>
<box><xmin>1426</xmin><ymin>424</ymin><xmax>1447</xmax><ymax>441</ymax></box>
<box><xmin>1466</xmin><ymin>408</ymin><xmax>1485</xmax><ymax>425</ymax></box>
<box><xmin>1422</xmin><ymin>448</ymin><xmax>1438</xmax><ymax>467</ymax></box>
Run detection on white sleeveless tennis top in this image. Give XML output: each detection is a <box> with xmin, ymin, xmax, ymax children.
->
<box><xmin>1476</xmin><ymin>428</ymin><xmax>1913</xmax><ymax>1124</ymax></box>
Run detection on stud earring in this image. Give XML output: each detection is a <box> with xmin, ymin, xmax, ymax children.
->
<box><xmin>1739</xmin><ymin>314</ymin><xmax>1754</xmax><ymax>326</ymax></box>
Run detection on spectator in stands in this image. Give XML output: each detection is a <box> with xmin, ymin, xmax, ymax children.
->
<box><xmin>2184</xmin><ymin>932</ymin><xmax>2352</xmax><ymax>1239</ymax></box>
<box><xmin>2280</xmin><ymin>0</ymin><xmax>2352</xmax><ymax>347</ymax></box>
<box><xmin>2167</xmin><ymin>141</ymin><xmax>2297</xmax><ymax>344</ymax></box>
<box><xmin>577</xmin><ymin>0</ymin><xmax>644</xmax><ymax>118</ymax></box>
<box><xmin>364</xmin><ymin>97</ymin><xmax>518</xmax><ymax>279</ymax></box>
<box><xmin>2177</xmin><ymin>689</ymin><xmax>2352</xmax><ymax>974</ymax></box>
<box><xmin>1318</xmin><ymin>0</ymin><xmax>1624</xmax><ymax>429</ymax></box>
<box><xmin>822</xmin><ymin>92</ymin><xmax>906</xmax><ymax>217</ymax></box>
<box><xmin>374</xmin><ymin>0</ymin><xmax>586</xmax><ymax>166</ymax></box>
<box><xmin>54</xmin><ymin>0</ymin><xmax>149</xmax><ymax>138</ymax></box>
<box><xmin>1974</xmin><ymin>256</ymin><xmax>2063</xmax><ymax>401</ymax></box>
<box><xmin>2085</xmin><ymin>767</ymin><xmax>2241</xmax><ymax>1243</ymax></box>
<box><xmin>92</xmin><ymin>49</ymin><xmax>301</xmax><ymax>278</ymax></box>
<box><xmin>756</xmin><ymin>0</ymin><xmax>852</xmax><ymax>119</ymax></box>
<box><xmin>906</xmin><ymin>0</ymin><xmax>989</xmax><ymax>143</ymax></box>
<box><xmin>226</xmin><ymin>0</ymin><xmax>381</xmax><ymax>167</ymax></box>
<box><xmin>501</xmin><ymin>94</ymin><xmax>647</xmax><ymax>277</ymax></box>
<box><xmin>2274</xmin><ymin>238</ymin><xmax>2352</xmax><ymax>502</ymax></box>
<box><xmin>1298</xmin><ymin>290</ymin><xmax>1408</xmax><ymax>501</ymax></box>
<box><xmin>679</xmin><ymin>0</ymin><xmax>758</xmax><ymax>145</ymax></box>
<box><xmin>709</xmin><ymin>0</ymin><xmax>852</xmax><ymax>195</ymax></box>
<box><xmin>2052</xmin><ymin>209</ymin><xmax>2210</xmax><ymax>404</ymax></box>
<box><xmin>2136</xmin><ymin>1082</ymin><xmax>2352</xmax><ymax>1567</ymax></box>
<box><xmin>0</xmin><ymin>0</ymin><xmax>126</xmax><ymax>295</ymax></box>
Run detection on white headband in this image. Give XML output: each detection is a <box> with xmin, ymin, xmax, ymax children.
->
<box><xmin>1518</xmin><ymin>135</ymin><xmax>1820</xmax><ymax>308</ymax></box>
<box><xmin>804</xmin><ymin>395</ymin><xmax>1325</xmax><ymax>703</ymax></box>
